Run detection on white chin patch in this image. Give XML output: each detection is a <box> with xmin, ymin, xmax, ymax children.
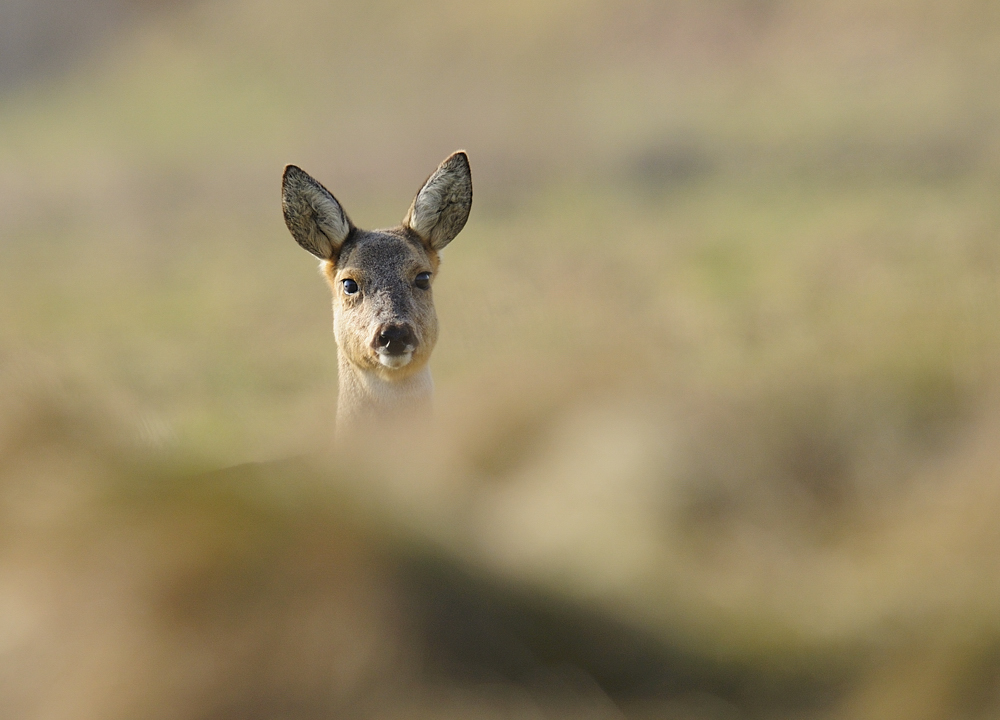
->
<box><xmin>377</xmin><ymin>351</ymin><xmax>413</xmax><ymax>369</ymax></box>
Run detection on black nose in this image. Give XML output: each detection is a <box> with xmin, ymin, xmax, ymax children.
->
<box><xmin>375</xmin><ymin>324</ymin><xmax>415</xmax><ymax>355</ymax></box>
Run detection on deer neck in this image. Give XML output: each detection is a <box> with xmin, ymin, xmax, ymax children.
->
<box><xmin>335</xmin><ymin>354</ymin><xmax>433</xmax><ymax>433</ymax></box>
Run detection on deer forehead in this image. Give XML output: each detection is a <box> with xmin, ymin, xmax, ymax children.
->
<box><xmin>331</xmin><ymin>231</ymin><xmax>438</xmax><ymax>284</ymax></box>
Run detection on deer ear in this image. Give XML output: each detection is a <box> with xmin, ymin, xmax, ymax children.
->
<box><xmin>403</xmin><ymin>151</ymin><xmax>472</xmax><ymax>250</ymax></box>
<box><xmin>282</xmin><ymin>165</ymin><xmax>353</xmax><ymax>259</ymax></box>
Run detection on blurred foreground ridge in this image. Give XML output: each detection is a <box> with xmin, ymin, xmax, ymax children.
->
<box><xmin>2</xmin><ymin>354</ymin><xmax>999</xmax><ymax>718</ymax></box>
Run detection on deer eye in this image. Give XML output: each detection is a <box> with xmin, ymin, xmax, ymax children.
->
<box><xmin>342</xmin><ymin>278</ymin><xmax>359</xmax><ymax>295</ymax></box>
<box><xmin>415</xmin><ymin>272</ymin><xmax>431</xmax><ymax>290</ymax></box>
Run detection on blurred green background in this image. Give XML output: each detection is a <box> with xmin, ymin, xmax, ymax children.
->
<box><xmin>2</xmin><ymin>1</ymin><xmax>1000</xmax><ymax>718</ymax></box>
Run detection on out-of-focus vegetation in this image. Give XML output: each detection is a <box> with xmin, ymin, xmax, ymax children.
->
<box><xmin>2</xmin><ymin>0</ymin><xmax>1000</xmax><ymax>717</ymax></box>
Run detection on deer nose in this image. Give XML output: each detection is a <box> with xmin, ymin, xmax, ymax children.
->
<box><xmin>375</xmin><ymin>324</ymin><xmax>416</xmax><ymax>355</ymax></box>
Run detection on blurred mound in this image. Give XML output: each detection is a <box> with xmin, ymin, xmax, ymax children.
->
<box><xmin>3</xmin><ymin>349</ymin><xmax>1000</xmax><ymax>718</ymax></box>
<box><xmin>0</xmin><ymin>358</ymin><xmax>836</xmax><ymax>719</ymax></box>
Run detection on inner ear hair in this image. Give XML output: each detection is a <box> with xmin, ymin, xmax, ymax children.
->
<box><xmin>282</xmin><ymin>165</ymin><xmax>352</xmax><ymax>259</ymax></box>
<box><xmin>404</xmin><ymin>151</ymin><xmax>472</xmax><ymax>251</ymax></box>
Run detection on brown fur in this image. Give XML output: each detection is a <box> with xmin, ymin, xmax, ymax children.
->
<box><xmin>281</xmin><ymin>152</ymin><xmax>472</xmax><ymax>432</ymax></box>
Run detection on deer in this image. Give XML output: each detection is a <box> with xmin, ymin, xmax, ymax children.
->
<box><xmin>281</xmin><ymin>151</ymin><xmax>472</xmax><ymax>435</ymax></box>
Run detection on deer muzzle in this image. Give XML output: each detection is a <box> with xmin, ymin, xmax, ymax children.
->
<box><xmin>373</xmin><ymin>323</ymin><xmax>417</xmax><ymax>369</ymax></box>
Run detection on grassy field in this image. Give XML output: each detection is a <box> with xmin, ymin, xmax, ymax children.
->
<box><xmin>2</xmin><ymin>1</ymin><xmax>1000</xmax><ymax>717</ymax></box>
